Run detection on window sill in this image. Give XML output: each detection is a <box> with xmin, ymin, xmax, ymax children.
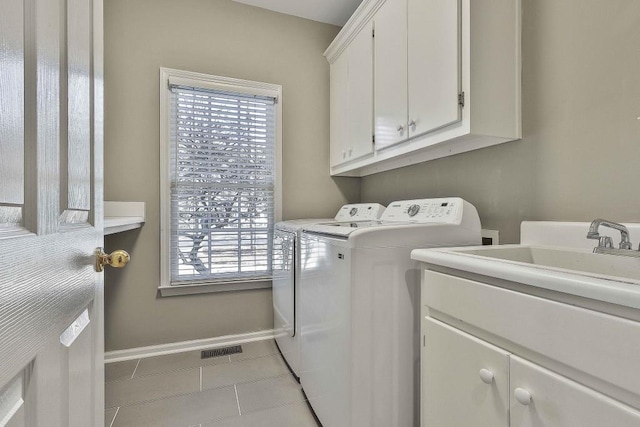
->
<box><xmin>158</xmin><ymin>280</ymin><xmax>272</xmax><ymax>297</ymax></box>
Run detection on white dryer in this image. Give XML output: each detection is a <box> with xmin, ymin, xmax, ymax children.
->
<box><xmin>299</xmin><ymin>198</ymin><xmax>481</xmax><ymax>427</ymax></box>
<box><xmin>272</xmin><ymin>203</ymin><xmax>385</xmax><ymax>380</ymax></box>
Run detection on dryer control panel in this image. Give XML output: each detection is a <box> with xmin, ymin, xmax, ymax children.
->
<box><xmin>381</xmin><ymin>198</ymin><xmax>462</xmax><ymax>223</ymax></box>
<box><xmin>334</xmin><ymin>203</ymin><xmax>386</xmax><ymax>222</ymax></box>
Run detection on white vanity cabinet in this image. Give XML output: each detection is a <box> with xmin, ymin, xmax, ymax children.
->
<box><xmin>325</xmin><ymin>0</ymin><xmax>521</xmax><ymax>176</ymax></box>
<box><xmin>419</xmin><ymin>269</ymin><xmax>640</xmax><ymax>427</ymax></box>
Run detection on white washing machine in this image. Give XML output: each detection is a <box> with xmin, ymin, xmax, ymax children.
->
<box><xmin>272</xmin><ymin>203</ymin><xmax>386</xmax><ymax>380</ymax></box>
<box><xmin>299</xmin><ymin>198</ymin><xmax>481</xmax><ymax>427</ymax></box>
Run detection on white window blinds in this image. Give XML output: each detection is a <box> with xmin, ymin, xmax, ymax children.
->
<box><xmin>169</xmin><ymin>84</ymin><xmax>276</xmax><ymax>284</ymax></box>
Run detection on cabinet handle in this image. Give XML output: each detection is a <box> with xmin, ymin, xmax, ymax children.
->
<box><xmin>396</xmin><ymin>124</ymin><xmax>405</xmax><ymax>135</ymax></box>
<box><xmin>514</xmin><ymin>387</ymin><xmax>532</xmax><ymax>405</ymax></box>
<box><xmin>342</xmin><ymin>150</ymin><xmax>346</xmax><ymax>159</ymax></box>
<box><xmin>479</xmin><ymin>369</ymin><xmax>494</xmax><ymax>384</ymax></box>
<box><xmin>409</xmin><ymin>119</ymin><xmax>416</xmax><ymax>131</ymax></box>
<box><xmin>348</xmin><ymin>147</ymin><xmax>353</xmax><ymax>157</ymax></box>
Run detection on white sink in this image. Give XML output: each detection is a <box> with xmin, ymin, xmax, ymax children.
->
<box><xmin>412</xmin><ymin>221</ymin><xmax>640</xmax><ymax>310</ymax></box>
<box><xmin>457</xmin><ymin>246</ymin><xmax>640</xmax><ymax>283</ymax></box>
<box><xmin>412</xmin><ymin>244</ymin><xmax>640</xmax><ymax>311</ymax></box>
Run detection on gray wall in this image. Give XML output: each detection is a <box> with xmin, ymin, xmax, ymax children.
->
<box><xmin>362</xmin><ymin>0</ymin><xmax>640</xmax><ymax>243</ymax></box>
<box><xmin>103</xmin><ymin>0</ymin><xmax>359</xmax><ymax>351</ymax></box>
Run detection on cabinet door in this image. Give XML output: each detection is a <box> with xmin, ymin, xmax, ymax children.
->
<box><xmin>408</xmin><ymin>0</ymin><xmax>461</xmax><ymax>137</ymax></box>
<box><xmin>423</xmin><ymin>318</ymin><xmax>510</xmax><ymax>427</ymax></box>
<box><xmin>510</xmin><ymin>356</ymin><xmax>640</xmax><ymax>427</ymax></box>
<box><xmin>374</xmin><ymin>0</ymin><xmax>408</xmax><ymax>150</ymax></box>
<box><xmin>347</xmin><ymin>21</ymin><xmax>374</xmax><ymax>161</ymax></box>
<box><xmin>330</xmin><ymin>53</ymin><xmax>349</xmax><ymax>167</ymax></box>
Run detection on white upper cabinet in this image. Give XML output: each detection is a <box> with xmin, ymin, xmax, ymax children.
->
<box><xmin>347</xmin><ymin>21</ymin><xmax>375</xmax><ymax>162</ymax></box>
<box><xmin>325</xmin><ymin>0</ymin><xmax>521</xmax><ymax>176</ymax></box>
<box><xmin>329</xmin><ymin>22</ymin><xmax>374</xmax><ymax>168</ymax></box>
<box><xmin>329</xmin><ymin>53</ymin><xmax>349</xmax><ymax>167</ymax></box>
<box><xmin>373</xmin><ymin>0</ymin><xmax>408</xmax><ymax>150</ymax></box>
<box><xmin>407</xmin><ymin>0</ymin><xmax>461</xmax><ymax>138</ymax></box>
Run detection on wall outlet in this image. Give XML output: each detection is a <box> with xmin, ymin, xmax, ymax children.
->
<box><xmin>481</xmin><ymin>229</ymin><xmax>500</xmax><ymax>245</ymax></box>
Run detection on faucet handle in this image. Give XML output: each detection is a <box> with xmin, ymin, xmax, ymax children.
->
<box><xmin>599</xmin><ymin>236</ymin><xmax>614</xmax><ymax>249</ymax></box>
<box><xmin>619</xmin><ymin>240</ymin><xmax>633</xmax><ymax>250</ymax></box>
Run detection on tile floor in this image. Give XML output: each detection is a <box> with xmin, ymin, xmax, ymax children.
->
<box><xmin>105</xmin><ymin>340</ymin><xmax>319</xmax><ymax>427</ymax></box>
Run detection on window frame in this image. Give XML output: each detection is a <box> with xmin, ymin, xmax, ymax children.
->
<box><xmin>159</xmin><ymin>67</ymin><xmax>282</xmax><ymax>296</ymax></box>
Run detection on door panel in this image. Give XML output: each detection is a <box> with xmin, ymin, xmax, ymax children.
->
<box><xmin>0</xmin><ymin>0</ymin><xmax>104</xmax><ymax>425</ymax></box>
<box><xmin>347</xmin><ymin>22</ymin><xmax>374</xmax><ymax>161</ymax></box>
<box><xmin>374</xmin><ymin>0</ymin><xmax>408</xmax><ymax>150</ymax></box>
<box><xmin>0</xmin><ymin>374</ymin><xmax>25</xmax><ymax>427</ymax></box>
<box><xmin>330</xmin><ymin>53</ymin><xmax>349</xmax><ymax>167</ymax></box>
<box><xmin>510</xmin><ymin>356</ymin><xmax>640</xmax><ymax>427</ymax></box>
<box><xmin>64</xmin><ymin>0</ymin><xmax>93</xmax><ymax>215</ymax></box>
<box><xmin>0</xmin><ymin>0</ymin><xmax>25</xmax><ymax>231</ymax></box>
<box><xmin>423</xmin><ymin>318</ymin><xmax>510</xmax><ymax>427</ymax></box>
<box><xmin>408</xmin><ymin>0</ymin><xmax>461</xmax><ymax>137</ymax></box>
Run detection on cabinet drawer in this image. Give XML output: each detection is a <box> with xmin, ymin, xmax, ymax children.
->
<box><xmin>423</xmin><ymin>270</ymin><xmax>640</xmax><ymax>399</ymax></box>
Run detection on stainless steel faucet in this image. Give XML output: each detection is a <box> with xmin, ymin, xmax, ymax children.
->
<box><xmin>587</xmin><ymin>218</ymin><xmax>632</xmax><ymax>249</ymax></box>
<box><xmin>586</xmin><ymin>218</ymin><xmax>640</xmax><ymax>257</ymax></box>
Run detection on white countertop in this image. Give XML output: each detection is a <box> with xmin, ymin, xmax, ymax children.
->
<box><xmin>104</xmin><ymin>201</ymin><xmax>145</xmax><ymax>235</ymax></box>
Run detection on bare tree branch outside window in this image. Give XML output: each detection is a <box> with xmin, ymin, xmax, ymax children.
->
<box><xmin>170</xmin><ymin>89</ymin><xmax>274</xmax><ymax>282</ymax></box>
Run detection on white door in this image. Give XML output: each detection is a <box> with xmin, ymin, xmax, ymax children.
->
<box><xmin>374</xmin><ymin>0</ymin><xmax>408</xmax><ymax>150</ymax></box>
<box><xmin>422</xmin><ymin>318</ymin><xmax>510</xmax><ymax>427</ymax></box>
<box><xmin>347</xmin><ymin>21</ymin><xmax>374</xmax><ymax>162</ymax></box>
<box><xmin>329</xmin><ymin>52</ymin><xmax>349</xmax><ymax>167</ymax></box>
<box><xmin>510</xmin><ymin>355</ymin><xmax>640</xmax><ymax>427</ymax></box>
<box><xmin>0</xmin><ymin>0</ymin><xmax>105</xmax><ymax>426</ymax></box>
<box><xmin>408</xmin><ymin>0</ymin><xmax>461</xmax><ymax>137</ymax></box>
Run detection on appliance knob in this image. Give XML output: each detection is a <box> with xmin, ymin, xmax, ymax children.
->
<box><xmin>407</xmin><ymin>204</ymin><xmax>420</xmax><ymax>217</ymax></box>
<box><xmin>349</xmin><ymin>207</ymin><xmax>358</xmax><ymax>216</ymax></box>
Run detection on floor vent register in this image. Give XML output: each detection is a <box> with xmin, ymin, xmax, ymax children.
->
<box><xmin>201</xmin><ymin>345</ymin><xmax>243</xmax><ymax>359</ymax></box>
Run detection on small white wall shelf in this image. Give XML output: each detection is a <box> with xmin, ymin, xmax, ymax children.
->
<box><xmin>104</xmin><ymin>201</ymin><xmax>145</xmax><ymax>235</ymax></box>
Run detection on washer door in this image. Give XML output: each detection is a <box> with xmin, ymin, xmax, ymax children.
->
<box><xmin>272</xmin><ymin>229</ymin><xmax>296</xmax><ymax>338</ymax></box>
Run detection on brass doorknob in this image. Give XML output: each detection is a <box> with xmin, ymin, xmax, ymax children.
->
<box><xmin>96</xmin><ymin>248</ymin><xmax>130</xmax><ymax>272</ymax></box>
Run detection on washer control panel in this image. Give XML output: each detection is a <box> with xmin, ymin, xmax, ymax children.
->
<box><xmin>334</xmin><ymin>203</ymin><xmax>386</xmax><ymax>222</ymax></box>
<box><xmin>381</xmin><ymin>198</ymin><xmax>462</xmax><ymax>223</ymax></box>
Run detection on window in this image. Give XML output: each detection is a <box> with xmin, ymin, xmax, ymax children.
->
<box><xmin>160</xmin><ymin>68</ymin><xmax>282</xmax><ymax>295</ymax></box>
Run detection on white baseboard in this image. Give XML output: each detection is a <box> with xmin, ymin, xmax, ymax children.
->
<box><xmin>104</xmin><ymin>329</ymin><xmax>275</xmax><ymax>363</ymax></box>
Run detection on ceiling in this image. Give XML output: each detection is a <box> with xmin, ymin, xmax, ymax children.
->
<box><xmin>232</xmin><ymin>0</ymin><xmax>363</xmax><ymax>26</ymax></box>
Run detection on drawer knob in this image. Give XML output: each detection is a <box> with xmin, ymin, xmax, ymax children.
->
<box><xmin>514</xmin><ymin>387</ymin><xmax>532</xmax><ymax>405</ymax></box>
<box><xmin>479</xmin><ymin>369</ymin><xmax>494</xmax><ymax>384</ymax></box>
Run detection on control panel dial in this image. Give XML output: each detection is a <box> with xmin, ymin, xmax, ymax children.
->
<box><xmin>407</xmin><ymin>204</ymin><xmax>421</xmax><ymax>217</ymax></box>
<box><xmin>349</xmin><ymin>208</ymin><xmax>358</xmax><ymax>217</ymax></box>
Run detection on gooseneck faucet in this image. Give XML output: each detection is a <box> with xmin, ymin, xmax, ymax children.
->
<box><xmin>586</xmin><ymin>219</ymin><xmax>640</xmax><ymax>257</ymax></box>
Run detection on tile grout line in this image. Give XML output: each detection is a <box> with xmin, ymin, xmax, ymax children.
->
<box><xmin>130</xmin><ymin>359</ymin><xmax>141</xmax><ymax>379</ymax></box>
<box><xmin>234</xmin><ymin>384</ymin><xmax>242</xmax><ymax>416</ymax></box>
<box><xmin>109</xmin><ymin>407</ymin><xmax>120</xmax><ymax>427</ymax></box>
